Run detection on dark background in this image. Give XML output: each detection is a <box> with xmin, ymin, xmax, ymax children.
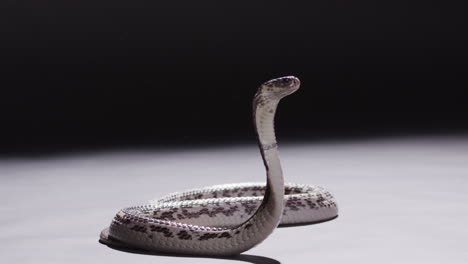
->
<box><xmin>1</xmin><ymin>0</ymin><xmax>467</xmax><ymax>153</ymax></box>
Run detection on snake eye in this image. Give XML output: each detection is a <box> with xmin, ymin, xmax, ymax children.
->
<box><xmin>282</xmin><ymin>78</ymin><xmax>291</xmax><ymax>85</ymax></box>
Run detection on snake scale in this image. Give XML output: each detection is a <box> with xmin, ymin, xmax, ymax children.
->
<box><xmin>100</xmin><ymin>76</ymin><xmax>338</xmax><ymax>256</ymax></box>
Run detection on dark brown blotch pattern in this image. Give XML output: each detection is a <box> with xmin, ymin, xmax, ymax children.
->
<box><xmin>130</xmin><ymin>225</ymin><xmax>147</xmax><ymax>233</ymax></box>
<box><xmin>241</xmin><ymin>201</ymin><xmax>258</xmax><ymax>215</ymax></box>
<box><xmin>152</xmin><ymin>205</ymin><xmax>240</xmax><ymax>221</ymax></box>
<box><xmin>177</xmin><ymin>230</ymin><xmax>192</xmax><ymax>240</ymax></box>
<box><xmin>218</xmin><ymin>232</ymin><xmax>232</xmax><ymax>239</ymax></box>
<box><xmin>198</xmin><ymin>233</ymin><xmax>218</xmax><ymax>241</ymax></box>
<box><xmin>149</xmin><ymin>225</ymin><xmax>173</xmax><ymax>238</ymax></box>
<box><xmin>285</xmin><ymin>196</ymin><xmax>306</xmax><ymax>211</ymax></box>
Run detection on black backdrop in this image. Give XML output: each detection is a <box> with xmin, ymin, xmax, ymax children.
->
<box><xmin>1</xmin><ymin>0</ymin><xmax>467</xmax><ymax>153</ymax></box>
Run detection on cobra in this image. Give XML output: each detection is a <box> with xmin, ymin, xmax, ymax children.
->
<box><xmin>99</xmin><ymin>76</ymin><xmax>338</xmax><ymax>256</ymax></box>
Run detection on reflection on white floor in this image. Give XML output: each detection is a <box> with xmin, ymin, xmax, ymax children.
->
<box><xmin>1</xmin><ymin>135</ymin><xmax>467</xmax><ymax>264</ymax></box>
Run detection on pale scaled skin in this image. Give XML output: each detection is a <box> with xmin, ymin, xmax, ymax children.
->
<box><xmin>99</xmin><ymin>76</ymin><xmax>339</xmax><ymax>256</ymax></box>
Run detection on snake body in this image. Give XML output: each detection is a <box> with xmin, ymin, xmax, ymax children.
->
<box><xmin>100</xmin><ymin>76</ymin><xmax>338</xmax><ymax>256</ymax></box>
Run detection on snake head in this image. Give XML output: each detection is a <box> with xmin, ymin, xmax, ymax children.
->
<box><xmin>260</xmin><ymin>76</ymin><xmax>301</xmax><ymax>100</ymax></box>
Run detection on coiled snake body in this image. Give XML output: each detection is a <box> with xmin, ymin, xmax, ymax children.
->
<box><xmin>100</xmin><ymin>76</ymin><xmax>338</xmax><ymax>256</ymax></box>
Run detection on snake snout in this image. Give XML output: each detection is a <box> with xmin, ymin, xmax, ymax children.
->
<box><xmin>287</xmin><ymin>76</ymin><xmax>300</xmax><ymax>90</ymax></box>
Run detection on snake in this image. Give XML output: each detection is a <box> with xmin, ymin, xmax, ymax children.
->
<box><xmin>99</xmin><ymin>76</ymin><xmax>338</xmax><ymax>256</ymax></box>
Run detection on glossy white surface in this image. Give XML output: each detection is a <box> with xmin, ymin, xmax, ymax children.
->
<box><xmin>1</xmin><ymin>136</ymin><xmax>467</xmax><ymax>264</ymax></box>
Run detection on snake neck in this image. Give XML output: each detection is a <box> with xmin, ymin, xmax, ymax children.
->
<box><xmin>252</xmin><ymin>94</ymin><xmax>284</xmax><ymax>225</ymax></box>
